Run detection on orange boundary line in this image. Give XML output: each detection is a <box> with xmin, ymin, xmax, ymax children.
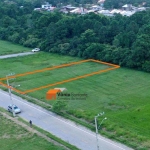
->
<box><xmin>0</xmin><ymin>59</ymin><xmax>90</xmax><ymax>81</ymax></box>
<box><xmin>0</xmin><ymin>82</ymin><xmax>24</xmax><ymax>94</ymax></box>
<box><xmin>0</xmin><ymin>59</ymin><xmax>120</xmax><ymax>94</ymax></box>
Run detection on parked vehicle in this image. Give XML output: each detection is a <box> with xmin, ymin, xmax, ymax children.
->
<box><xmin>8</xmin><ymin>104</ymin><xmax>21</xmax><ymax>114</ymax></box>
<box><xmin>32</xmin><ymin>48</ymin><xmax>40</xmax><ymax>52</ymax></box>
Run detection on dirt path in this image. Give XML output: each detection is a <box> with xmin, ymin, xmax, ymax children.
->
<box><xmin>0</xmin><ymin>111</ymin><xmax>70</xmax><ymax>150</ymax></box>
<box><xmin>0</xmin><ymin>52</ymin><xmax>34</xmax><ymax>59</ymax></box>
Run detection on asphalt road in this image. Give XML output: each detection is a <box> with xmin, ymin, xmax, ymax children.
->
<box><xmin>0</xmin><ymin>52</ymin><xmax>34</xmax><ymax>59</ymax></box>
<box><xmin>0</xmin><ymin>90</ymin><xmax>133</xmax><ymax>150</ymax></box>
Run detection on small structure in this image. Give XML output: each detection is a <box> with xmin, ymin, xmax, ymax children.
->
<box><xmin>46</xmin><ymin>88</ymin><xmax>66</xmax><ymax>100</ymax></box>
<box><xmin>46</xmin><ymin>89</ymin><xmax>61</xmax><ymax>100</ymax></box>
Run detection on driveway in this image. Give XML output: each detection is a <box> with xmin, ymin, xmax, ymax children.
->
<box><xmin>0</xmin><ymin>52</ymin><xmax>34</xmax><ymax>59</ymax></box>
<box><xmin>0</xmin><ymin>90</ymin><xmax>133</xmax><ymax>150</ymax></box>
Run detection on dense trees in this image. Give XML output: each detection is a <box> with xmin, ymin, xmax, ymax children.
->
<box><xmin>0</xmin><ymin>1</ymin><xmax>150</xmax><ymax>72</ymax></box>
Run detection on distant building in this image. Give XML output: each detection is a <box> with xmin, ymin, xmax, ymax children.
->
<box><xmin>70</xmin><ymin>7</ymin><xmax>87</xmax><ymax>14</ymax></box>
<box><xmin>122</xmin><ymin>4</ymin><xmax>133</xmax><ymax>11</ymax></box>
<box><xmin>60</xmin><ymin>5</ymin><xmax>77</xmax><ymax>13</ymax></box>
<box><xmin>62</xmin><ymin>5</ymin><xmax>76</xmax><ymax>11</ymax></box>
<box><xmin>120</xmin><ymin>11</ymin><xmax>136</xmax><ymax>16</ymax></box>
<box><xmin>91</xmin><ymin>5</ymin><xmax>103</xmax><ymax>11</ymax></box>
<box><xmin>98</xmin><ymin>10</ymin><xmax>114</xmax><ymax>16</ymax></box>
<box><xmin>98</xmin><ymin>0</ymin><xmax>105</xmax><ymax>7</ymax></box>
<box><xmin>42</xmin><ymin>2</ymin><xmax>52</xmax><ymax>10</ymax></box>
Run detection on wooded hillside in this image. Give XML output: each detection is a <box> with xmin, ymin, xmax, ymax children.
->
<box><xmin>0</xmin><ymin>1</ymin><xmax>150</xmax><ymax>72</ymax></box>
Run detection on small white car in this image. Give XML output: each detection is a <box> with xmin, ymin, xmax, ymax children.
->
<box><xmin>8</xmin><ymin>104</ymin><xmax>21</xmax><ymax>114</ymax></box>
<box><xmin>32</xmin><ymin>48</ymin><xmax>40</xmax><ymax>52</ymax></box>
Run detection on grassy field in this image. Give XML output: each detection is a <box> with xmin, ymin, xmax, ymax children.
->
<box><xmin>0</xmin><ymin>40</ymin><xmax>30</xmax><ymax>55</ymax></box>
<box><xmin>0</xmin><ymin>52</ymin><xmax>150</xmax><ymax>149</ymax></box>
<box><xmin>1</xmin><ymin>58</ymin><xmax>111</xmax><ymax>92</ymax></box>
<box><xmin>0</xmin><ymin>112</ymin><xmax>65</xmax><ymax>150</ymax></box>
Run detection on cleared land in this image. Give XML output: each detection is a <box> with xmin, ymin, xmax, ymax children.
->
<box><xmin>0</xmin><ymin>52</ymin><xmax>150</xmax><ymax>149</ymax></box>
<box><xmin>0</xmin><ymin>40</ymin><xmax>30</xmax><ymax>55</ymax></box>
<box><xmin>0</xmin><ymin>59</ymin><xmax>119</xmax><ymax>94</ymax></box>
<box><xmin>0</xmin><ymin>111</ymin><xmax>65</xmax><ymax>150</ymax></box>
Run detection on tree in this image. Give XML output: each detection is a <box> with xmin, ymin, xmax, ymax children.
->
<box><xmin>52</xmin><ymin>101</ymin><xmax>68</xmax><ymax>113</ymax></box>
<box><xmin>80</xmin><ymin>29</ymin><xmax>97</xmax><ymax>43</ymax></box>
<box><xmin>82</xmin><ymin>43</ymin><xmax>104</xmax><ymax>59</ymax></box>
<box><xmin>142</xmin><ymin>61</ymin><xmax>150</xmax><ymax>72</ymax></box>
<box><xmin>131</xmin><ymin>34</ymin><xmax>150</xmax><ymax>68</ymax></box>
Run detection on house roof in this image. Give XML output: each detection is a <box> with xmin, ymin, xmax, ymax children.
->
<box><xmin>122</xmin><ymin>4</ymin><xmax>133</xmax><ymax>8</ymax></box>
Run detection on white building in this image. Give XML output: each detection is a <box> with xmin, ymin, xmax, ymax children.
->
<box><xmin>42</xmin><ymin>2</ymin><xmax>52</xmax><ymax>10</ymax></box>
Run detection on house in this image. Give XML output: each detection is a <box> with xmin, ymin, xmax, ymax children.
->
<box><xmin>98</xmin><ymin>0</ymin><xmax>105</xmax><ymax>7</ymax></box>
<box><xmin>122</xmin><ymin>4</ymin><xmax>133</xmax><ymax>11</ymax></box>
<box><xmin>60</xmin><ymin>5</ymin><xmax>76</xmax><ymax>13</ymax></box>
<box><xmin>70</xmin><ymin>7</ymin><xmax>87</xmax><ymax>14</ymax></box>
<box><xmin>120</xmin><ymin>11</ymin><xmax>136</xmax><ymax>16</ymax></box>
<box><xmin>62</xmin><ymin>5</ymin><xmax>76</xmax><ymax>11</ymax></box>
<box><xmin>41</xmin><ymin>2</ymin><xmax>52</xmax><ymax>10</ymax></box>
<box><xmin>98</xmin><ymin>10</ymin><xmax>114</xmax><ymax>16</ymax></box>
<box><xmin>91</xmin><ymin>5</ymin><xmax>103</xmax><ymax>11</ymax></box>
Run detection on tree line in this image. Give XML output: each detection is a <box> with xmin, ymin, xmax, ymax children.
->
<box><xmin>0</xmin><ymin>1</ymin><xmax>150</xmax><ymax>72</ymax></box>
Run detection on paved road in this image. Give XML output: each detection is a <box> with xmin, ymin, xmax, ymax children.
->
<box><xmin>0</xmin><ymin>90</ymin><xmax>133</xmax><ymax>150</ymax></box>
<box><xmin>0</xmin><ymin>52</ymin><xmax>34</xmax><ymax>59</ymax></box>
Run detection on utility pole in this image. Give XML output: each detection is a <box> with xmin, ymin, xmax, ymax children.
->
<box><xmin>95</xmin><ymin>115</ymin><xmax>99</xmax><ymax>150</ymax></box>
<box><xmin>95</xmin><ymin>112</ymin><xmax>107</xmax><ymax>150</ymax></box>
<box><xmin>6</xmin><ymin>74</ymin><xmax>16</xmax><ymax>117</ymax></box>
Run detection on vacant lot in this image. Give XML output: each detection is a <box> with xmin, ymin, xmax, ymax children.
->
<box><xmin>0</xmin><ymin>52</ymin><xmax>150</xmax><ymax>149</ymax></box>
<box><xmin>0</xmin><ymin>59</ymin><xmax>113</xmax><ymax>93</ymax></box>
<box><xmin>0</xmin><ymin>112</ymin><xmax>65</xmax><ymax>150</ymax></box>
<box><xmin>0</xmin><ymin>40</ymin><xmax>30</xmax><ymax>55</ymax></box>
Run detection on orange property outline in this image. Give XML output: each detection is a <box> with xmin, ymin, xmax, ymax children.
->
<box><xmin>0</xmin><ymin>59</ymin><xmax>120</xmax><ymax>94</ymax></box>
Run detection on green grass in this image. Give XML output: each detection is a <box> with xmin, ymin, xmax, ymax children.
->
<box><xmin>1</xmin><ymin>52</ymin><xmax>150</xmax><ymax>149</ymax></box>
<box><xmin>0</xmin><ymin>112</ymin><xmax>65</xmax><ymax>150</ymax></box>
<box><xmin>1</xmin><ymin>58</ymin><xmax>111</xmax><ymax>91</ymax></box>
<box><xmin>0</xmin><ymin>40</ymin><xmax>30</xmax><ymax>55</ymax></box>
